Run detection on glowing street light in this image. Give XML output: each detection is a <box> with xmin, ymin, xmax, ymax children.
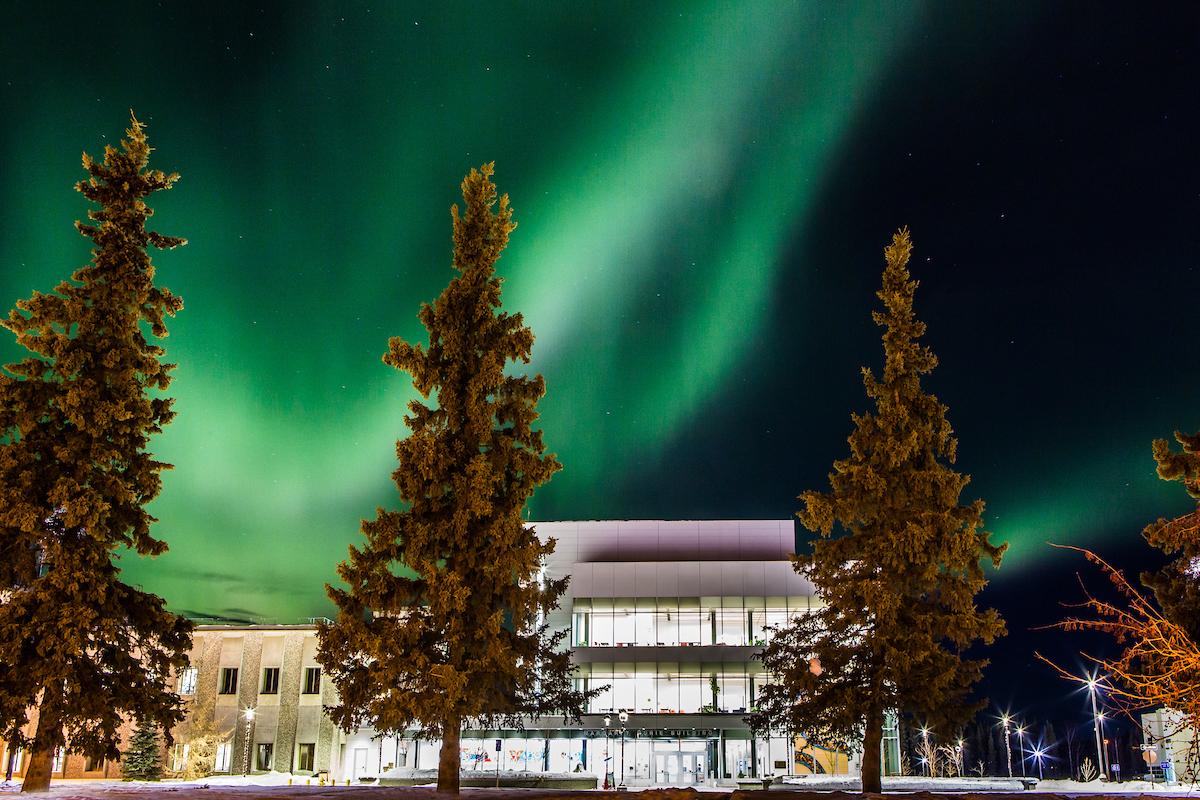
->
<box><xmin>920</xmin><ymin>728</ymin><xmax>930</xmax><ymax>777</ymax></box>
<box><xmin>1001</xmin><ymin>715</ymin><xmax>1013</xmax><ymax>778</ymax></box>
<box><xmin>1031</xmin><ymin>746</ymin><xmax>1046</xmax><ymax>780</ymax></box>
<box><xmin>242</xmin><ymin>707</ymin><xmax>256</xmax><ymax>776</ymax></box>
<box><xmin>1016</xmin><ymin>726</ymin><xmax>1027</xmax><ymax>778</ymax></box>
<box><xmin>603</xmin><ymin>715</ymin><xmax>612</xmax><ymax>790</ymax></box>
<box><xmin>1086</xmin><ymin>675</ymin><xmax>1107</xmax><ymax>779</ymax></box>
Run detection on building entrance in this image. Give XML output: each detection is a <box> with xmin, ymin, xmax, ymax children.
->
<box><xmin>652</xmin><ymin>742</ymin><xmax>706</xmax><ymax>785</ymax></box>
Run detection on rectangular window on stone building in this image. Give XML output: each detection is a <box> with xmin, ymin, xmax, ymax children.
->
<box><xmin>219</xmin><ymin>667</ymin><xmax>239</xmax><ymax>694</ymax></box>
<box><xmin>256</xmin><ymin>743</ymin><xmax>273</xmax><ymax>771</ymax></box>
<box><xmin>214</xmin><ymin>743</ymin><xmax>231</xmax><ymax>772</ymax></box>
<box><xmin>261</xmin><ymin>667</ymin><xmax>280</xmax><ymax>694</ymax></box>
<box><xmin>84</xmin><ymin>755</ymin><xmax>103</xmax><ymax>772</ymax></box>
<box><xmin>303</xmin><ymin>667</ymin><xmax>321</xmax><ymax>694</ymax></box>
<box><xmin>178</xmin><ymin>667</ymin><xmax>198</xmax><ymax>695</ymax></box>
<box><xmin>298</xmin><ymin>743</ymin><xmax>315</xmax><ymax>772</ymax></box>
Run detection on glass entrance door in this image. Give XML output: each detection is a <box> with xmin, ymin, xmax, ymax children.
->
<box><xmin>652</xmin><ymin>745</ymin><xmax>706</xmax><ymax>785</ymax></box>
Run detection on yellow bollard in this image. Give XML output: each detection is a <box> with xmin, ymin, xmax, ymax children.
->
<box><xmin>288</xmin><ymin>779</ymin><xmax>292</xmax><ymax>786</ymax></box>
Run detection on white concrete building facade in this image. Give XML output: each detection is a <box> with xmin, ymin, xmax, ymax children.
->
<box><xmin>178</xmin><ymin>521</ymin><xmax>872</xmax><ymax>785</ymax></box>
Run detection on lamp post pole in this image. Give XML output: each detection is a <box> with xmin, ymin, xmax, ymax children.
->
<box><xmin>1017</xmin><ymin>727</ymin><xmax>1027</xmax><ymax>778</ymax></box>
<box><xmin>1087</xmin><ymin>677</ymin><xmax>1107</xmax><ymax>779</ymax></box>
<box><xmin>920</xmin><ymin>728</ymin><xmax>930</xmax><ymax>777</ymax></box>
<box><xmin>242</xmin><ymin>708</ymin><xmax>256</xmax><ymax>776</ymax></box>
<box><xmin>619</xmin><ymin>710</ymin><xmax>629</xmax><ymax>789</ymax></box>
<box><xmin>1001</xmin><ymin>716</ymin><xmax>1013</xmax><ymax>778</ymax></box>
<box><xmin>604</xmin><ymin>716</ymin><xmax>611</xmax><ymax>790</ymax></box>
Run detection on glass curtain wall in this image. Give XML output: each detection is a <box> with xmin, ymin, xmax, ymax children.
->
<box><xmin>574</xmin><ymin>597</ymin><xmax>816</xmax><ymax>649</ymax></box>
<box><xmin>577</xmin><ymin>662</ymin><xmax>770</xmax><ymax>715</ymax></box>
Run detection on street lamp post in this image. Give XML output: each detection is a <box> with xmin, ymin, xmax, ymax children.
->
<box><xmin>1032</xmin><ymin>747</ymin><xmax>1045</xmax><ymax>780</ymax></box>
<box><xmin>242</xmin><ymin>708</ymin><xmax>256</xmax><ymax>776</ymax></box>
<box><xmin>619</xmin><ymin>709</ymin><xmax>629</xmax><ymax>790</ymax></box>
<box><xmin>1002</xmin><ymin>716</ymin><xmax>1013</xmax><ymax>778</ymax></box>
<box><xmin>1087</xmin><ymin>676</ymin><xmax>1107</xmax><ymax>779</ymax></box>
<box><xmin>604</xmin><ymin>715</ymin><xmax>612</xmax><ymax>790</ymax></box>
<box><xmin>1017</xmin><ymin>726</ymin><xmax>1027</xmax><ymax>778</ymax></box>
<box><xmin>920</xmin><ymin>728</ymin><xmax>930</xmax><ymax>777</ymax></box>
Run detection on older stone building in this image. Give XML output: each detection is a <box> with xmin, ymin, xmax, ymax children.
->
<box><xmin>174</xmin><ymin>623</ymin><xmax>339</xmax><ymax>777</ymax></box>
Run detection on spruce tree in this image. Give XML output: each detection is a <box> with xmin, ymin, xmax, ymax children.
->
<box><xmin>120</xmin><ymin>724</ymin><xmax>164</xmax><ymax>782</ymax></box>
<box><xmin>1139</xmin><ymin>431</ymin><xmax>1200</xmax><ymax>642</ymax></box>
<box><xmin>0</xmin><ymin>114</ymin><xmax>193</xmax><ymax>792</ymax></box>
<box><xmin>753</xmin><ymin>229</ymin><xmax>1007</xmax><ymax>793</ymax></box>
<box><xmin>317</xmin><ymin>164</ymin><xmax>592</xmax><ymax>794</ymax></box>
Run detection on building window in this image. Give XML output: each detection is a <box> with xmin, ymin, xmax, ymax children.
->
<box><xmin>171</xmin><ymin>744</ymin><xmax>189</xmax><ymax>772</ymax></box>
<box><xmin>261</xmin><ymin>667</ymin><xmax>280</xmax><ymax>694</ymax></box>
<box><xmin>302</xmin><ymin>667</ymin><xmax>321</xmax><ymax>695</ymax></box>
<box><xmin>214</xmin><ymin>743</ymin><xmax>231</xmax><ymax>773</ymax></box>
<box><xmin>178</xmin><ymin>667</ymin><xmax>198</xmax><ymax>696</ymax></box>
<box><xmin>52</xmin><ymin>749</ymin><xmax>64</xmax><ymax>774</ymax></box>
<box><xmin>84</xmin><ymin>754</ymin><xmax>103</xmax><ymax>772</ymax></box>
<box><xmin>256</xmin><ymin>743</ymin><xmax>273</xmax><ymax>772</ymax></box>
<box><xmin>298</xmin><ymin>743</ymin><xmax>315</xmax><ymax>772</ymax></box>
<box><xmin>219</xmin><ymin>667</ymin><xmax>239</xmax><ymax>694</ymax></box>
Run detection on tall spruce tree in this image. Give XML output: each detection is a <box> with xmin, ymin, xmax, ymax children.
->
<box><xmin>752</xmin><ymin>229</ymin><xmax>1007</xmax><ymax>793</ymax></box>
<box><xmin>1139</xmin><ymin>431</ymin><xmax>1200</xmax><ymax>642</ymax></box>
<box><xmin>0</xmin><ymin>114</ymin><xmax>193</xmax><ymax>793</ymax></box>
<box><xmin>317</xmin><ymin>164</ymin><xmax>592</xmax><ymax>794</ymax></box>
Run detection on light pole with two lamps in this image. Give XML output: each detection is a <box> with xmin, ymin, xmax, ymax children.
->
<box><xmin>1086</xmin><ymin>675</ymin><xmax>1108</xmax><ymax>779</ymax></box>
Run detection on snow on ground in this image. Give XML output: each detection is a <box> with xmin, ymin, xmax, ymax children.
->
<box><xmin>1</xmin><ymin>772</ymin><xmax>1196</xmax><ymax>799</ymax></box>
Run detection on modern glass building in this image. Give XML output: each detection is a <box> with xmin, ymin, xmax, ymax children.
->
<box><xmin>331</xmin><ymin>520</ymin><xmax>866</xmax><ymax>785</ymax></box>
<box><xmin>163</xmin><ymin>520</ymin><xmax>877</xmax><ymax>786</ymax></box>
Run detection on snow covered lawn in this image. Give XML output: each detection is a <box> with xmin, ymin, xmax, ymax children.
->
<box><xmin>2</xmin><ymin>772</ymin><xmax>1196</xmax><ymax>799</ymax></box>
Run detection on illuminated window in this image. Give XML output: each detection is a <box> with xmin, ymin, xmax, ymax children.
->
<box><xmin>178</xmin><ymin>667</ymin><xmax>198</xmax><ymax>695</ymax></box>
<box><xmin>214</xmin><ymin>744</ymin><xmax>231</xmax><ymax>772</ymax></box>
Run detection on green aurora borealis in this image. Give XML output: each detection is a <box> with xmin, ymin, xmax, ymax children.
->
<box><xmin>2</xmin><ymin>0</ymin><xmax>1198</xmax><ymax>698</ymax></box>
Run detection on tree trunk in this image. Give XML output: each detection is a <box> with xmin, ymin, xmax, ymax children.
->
<box><xmin>21</xmin><ymin>704</ymin><xmax>63</xmax><ymax>793</ymax></box>
<box><xmin>437</xmin><ymin>718</ymin><xmax>461</xmax><ymax>794</ymax></box>
<box><xmin>21</xmin><ymin>686</ymin><xmax>65</xmax><ymax>794</ymax></box>
<box><xmin>21</xmin><ymin>747</ymin><xmax>53</xmax><ymax>794</ymax></box>
<box><xmin>860</xmin><ymin>705</ymin><xmax>884</xmax><ymax>794</ymax></box>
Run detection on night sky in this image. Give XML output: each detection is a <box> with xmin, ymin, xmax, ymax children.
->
<box><xmin>3</xmin><ymin>2</ymin><xmax>1197</xmax><ymax>725</ymax></box>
